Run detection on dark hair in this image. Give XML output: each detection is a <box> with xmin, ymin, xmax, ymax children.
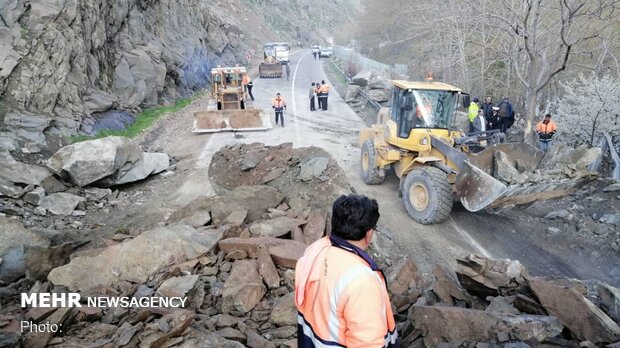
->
<box><xmin>331</xmin><ymin>194</ymin><xmax>380</xmax><ymax>241</ymax></box>
<box><xmin>321</xmin><ymin>80</ymin><xmax>325</xmax><ymax>84</ymax></box>
<box><xmin>545</xmin><ymin>113</ymin><xmax>551</xmax><ymax>118</ymax></box>
<box><xmin>311</xmin><ymin>82</ymin><xmax>315</xmax><ymax>86</ymax></box>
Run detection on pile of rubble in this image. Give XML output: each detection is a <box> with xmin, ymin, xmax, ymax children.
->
<box><xmin>344</xmin><ymin>70</ymin><xmax>392</xmax><ymax>112</ymax></box>
<box><xmin>0</xmin><ymin>142</ymin><xmax>356</xmax><ymax>347</ymax></box>
<box><xmin>0</xmin><ymin>136</ymin><xmax>169</xmax><ymax>220</ymax></box>
<box><xmin>492</xmin><ymin>144</ymin><xmax>601</xmax><ymax>185</ymax></box>
<box><xmin>399</xmin><ymin>255</ymin><xmax>620</xmax><ymax>347</ymax></box>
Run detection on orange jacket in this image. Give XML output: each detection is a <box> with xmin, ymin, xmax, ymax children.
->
<box><xmin>273</xmin><ymin>97</ymin><xmax>286</xmax><ymax>110</ymax></box>
<box><xmin>295</xmin><ymin>236</ymin><xmax>399</xmax><ymax>348</ymax></box>
<box><xmin>318</xmin><ymin>84</ymin><xmax>330</xmax><ymax>94</ymax></box>
<box><xmin>242</xmin><ymin>74</ymin><xmax>251</xmax><ymax>86</ymax></box>
<box><xmin>535</xmin><ymin>120</ymin><xmax>557</xmax><ymax>134</ymax></box>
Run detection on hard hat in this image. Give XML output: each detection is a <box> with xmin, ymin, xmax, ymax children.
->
<box><xmin>492</xmin><ymin>106</ymin><xmax>499</xmax><ymax>111</ymax></box>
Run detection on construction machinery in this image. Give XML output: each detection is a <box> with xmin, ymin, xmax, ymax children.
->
<box><xmin>259</xmin><ymin>44</ymin><xmax>283</xmax><ymax>78</ymax></box>
<box><xmin>359</xmin><ymin>80</ymin><xmax>589</xmax><ymax>224</ymax></box>
<box><xmin>192</xmin><ymin>66</ymin><xmax>268</xmax><ymax>133</ymax></box>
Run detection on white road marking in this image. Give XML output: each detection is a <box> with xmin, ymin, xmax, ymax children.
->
<box><xmin>449</xmin><ymin>216</ymin><xmax>492</xmax><ymax>258</ymax></box>
<box><xmin>291</xmin><ymin>51</ymin><xmax>311</xmax><ymax>146</ymax></box>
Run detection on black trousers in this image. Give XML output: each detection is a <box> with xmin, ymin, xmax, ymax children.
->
<box><xmin>321</xmin><ymin>96</ymin><xmax>328</xmax><ymax>110</ymax></box>
<box><xmin>275</xmin><ymin>111</ymin><xmax>284</xmax><ymax>126</ymax></box>
<box><xmin>500</xmin><ymin>118</ymin><xmax>508</xmax><ymax>133</ymax></box>
<box><xmin>317</xmin><ymin>94</ymin><xmax>322</xmax><ymax>109</ymax></box>
<box><xmin>310</xmin><ymin>97</ymin><xmax>315</xmax><ymax>111</ymax></box>
<box><xmin>247</xmin><ymin>85</ymin><xmax>254</xmax><ymax>101</ymax></box>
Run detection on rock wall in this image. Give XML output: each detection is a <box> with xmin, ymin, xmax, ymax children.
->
<box><xmin>0</xmin><ymin>0</ymin><xmax>354</xmax><ymax>146</ymax></box>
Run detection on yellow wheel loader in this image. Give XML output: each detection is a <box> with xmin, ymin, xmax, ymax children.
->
<box><xmin>193</xmin><ymin>66</ymin><xmax>269</xmax><ymax>133</ymax></box>
<box><xmin>259</xmin><ymin>44</ymin><xmax>283</xmax><ymax>78</ymax></box>
<box><xmin>359</xmin><ymin>80</ymin><xmax>589</xmax><ymax>224</ymax></box>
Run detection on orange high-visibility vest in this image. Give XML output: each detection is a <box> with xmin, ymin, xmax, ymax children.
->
<box><xmin>273</xmin><ymin>97</ymin><xmax>286</xmax><ymax>108</ymax></box>
<box><xmin>536</xmin><ymin>120</ymin><xmax>557</xmax><ymax>134</ymax></box>
<box><xmin>319</xmin><ymin>84</ymin><xmax>330</xmax><ymax>94</ymax></box>
<box><xmin>242</xmin><ymin>74</ymin><xmax>251</xmax><ymax>86</ymax></box>
<box><xmin>295</xmin><ymin>236</ymin><xmax>399</xmax><ymax>347</ymax></box>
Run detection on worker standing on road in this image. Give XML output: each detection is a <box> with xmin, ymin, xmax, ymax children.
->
<box><xmin>318</xmin><ymin>80</ymin><xmax>330</xmax><ymax>111</ymax></box>
<box><xmin>536</xmin><ymin>113</ymin><xmax>558</xmax><ymax>152</ymax></box>
<box><xmin>313</xmin><ymin>50</ymin><xmax>317</xmax><ymax>60</ymax></box>
<box><xmin>295</xmin><ymin>194</ymin><xmax>400</xmax><ymax>348</ymax></box>
<box><xmin>315</xmin><ymin>82</ymin><xmax>322</xmax><ymax>110</ymax></box>
<box><xmin>286</xmin><ymin>63</ymin><xmax>291</xmax><ymax>81</ymax></box>
<box><xmin>468</xmin><ymin>97</ymin><xmax>480</xmax><ymax>133</ymax></box>
<box><xmin>241</xmin><ymin>73</ymin><xmax>254</xmax><ymax>101</ymax></box>
<box><xmin>309</xmin><ymin>82</ymin><xmax>316</xmax><ymax>111</ymax></box>
<box><xmin>272</xmin><ymin>92</ymin><xmax>287</xmax><ymax>127</ymax></box>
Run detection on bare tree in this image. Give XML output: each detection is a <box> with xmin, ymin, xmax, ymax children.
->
<box><xmin>483</xmin><ymin>0</ymin><xmax>619</xmax><ymax>144</ymax></box>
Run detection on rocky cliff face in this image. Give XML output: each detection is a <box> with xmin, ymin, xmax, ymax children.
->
<box><xmin>0</xmin><ymin>0</ymin><xmax>354</xmax><ymax>150</ymax></box>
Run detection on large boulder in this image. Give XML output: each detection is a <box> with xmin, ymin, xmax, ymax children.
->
<box><xmin>48</xmin><ymin>225</ymin><xmax>223</xmax><ymax>292</ymax></box>
<box><xmin>2</xmin><ymin>109</ymin><xmax>50</xmax><ymax>146</ymax></box>
<box><xmin>221</xmin><ymin>260</ymin><xmax>266</xmax><ymax>315</ymax></box>
<box><xmin>528</xmin><ymin>276</ymin><xmax>620</xmax><ymax>343</ymax></box>
<box><xmin>367</xmin><ymin>88</ymin><xmax>391</xmax><ymax>103</ymax></box>
<box><xmin>413</xmin><ymin>306</ymin><xmax>563</xmax><ymax>346</ymax></box>
<box><xmin>249</xmin><ymin>217</ymin><xmax>305</xmax><ymax>238</ymax></box>
<box><xmin>47</xmin><ymin>136</ymin><xmax>142</xmax><ymax>187</ymax></box>
<box><xmin>413</xmin><ymin>306</ymin><xmax>499</xmax><ymax>345</ymax></box>
<box><xmin>0</xmin><ymin>152</ymin><xmax>52</xmax><ymax>186</ymax></box>
<box><xmin>345</xmin><ymin>85</ymin><xmax>361</xmax><ymax>103</ymax></box>
<box><xmin>270</xmin><ymin>293</ymin><xmax>297</xmax><ymax>327</ymax></box>
<box><xmin>40</xmin><ymin>192</ymin><xmax>85</xmax><ymax>215</ymax></box>
<box><xmin>351</xmin><ymin>70</ymin><xmax>372</xmax><ymax>87</ymax></box>
<box><xmin>0</xmin><ymin>218</ymin><xmax>50</xmax><ymax>284</ymax></box>
<box><xmin>368</xmin><ymin>76</ymin><xmax>391</xmax><ymax>90</ymax></box>
<box><xmin>456</xmin><ymin>255</ymin><xmax>528</xmax><ymax>298</ymax></box>
<box><xmin>598</xmin><ymin>283</ymin><xmax>620</xmax><ymax>324</ymax></box>
<box><xmin>97</xmin><ymin>152</ymin><xmax>169</xmax><ymax>186</ymax></box>
<box><xmin>170</xmin><ymin>186</ymin><xmax>284</xmax><ymax>223</ymax></box>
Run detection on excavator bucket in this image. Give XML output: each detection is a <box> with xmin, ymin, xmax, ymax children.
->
<box><xmin>456</xmin><ymin>143</ymin><xmax>592</xmax><ymax>212</ymax></box>
<box><xmin>259</xmin><ymin>63</ymin><xmax>283</xmax><ymax>78</ymax></box>
<box><xmin>192</xmin><ymin>108</ymin><xmax>270</xmax><ymax>133</ymax></box>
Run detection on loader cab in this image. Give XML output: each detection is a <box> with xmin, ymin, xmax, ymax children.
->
<box><xmin>388</xmin><ymin>81</ymin><xmax>461</xmax><ymax>143</ymax></box>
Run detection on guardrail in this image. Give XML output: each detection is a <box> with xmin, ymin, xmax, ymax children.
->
<box><xmin>604</xmin><ymin>132</ymin><xmax>620</xmax><ymax>181</ymax></box>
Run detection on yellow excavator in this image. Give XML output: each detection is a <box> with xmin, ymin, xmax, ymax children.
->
<box><xmin>259</xmin><ymin>44</ymin><xmax>283</xmax><ymax>78</ymax></box>
<box><xmin>193</xmin><ymin>66</ymin><xmax>269</xmax><ymax>133</ymax></box>
<box><xmin>359</xmin><ymin>80</ymin><xmax>588</xmax><ymax>224</ymax></box>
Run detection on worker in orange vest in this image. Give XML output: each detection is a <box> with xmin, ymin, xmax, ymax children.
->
<box><xmin>272</xmin><ymin>93</ymin><xmax>287</xmax><ymax>127</ymax></box>
<box><xmin>241</xmin><ymin>73</ymin><xmax>254</xmax><ymax>101</ymax></box>
<box><xmin>315</xmin><ymin>82</ymin><xmax>322</xmax><ymax>110</ymax></box>
<box><xmin>535</xmin><ymin>113</ymin><xmax>558</xmax><ymax>152</ymax></box>
<box><xmin>318</xmin><ymin>80</ymin><xmax>330</xmax><ymax>110</ymax></box>
<box><xmin>295</xmin><ymin>194</ymin><xmax>400</xmax><ymax>348</ymax></box>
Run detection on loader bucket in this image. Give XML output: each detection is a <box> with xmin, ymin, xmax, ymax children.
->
<box><xmin>455</xmin><ymin>161</ymin><xmax>507</xmax><ymax>212</ymax></box>
<box><xmin>192</xmin><ymin>109</ymin><xmax>270</xmax><ymax>133</ymax></box>
<box><xmin>456</xmin><ymin>143</ymin><xmax>591</xmax><ymax>211</ymax></box>
<box><xmin>259</xmin><ymin>63</ymin><xmax>283</xmax><ymax>78</ymax></box>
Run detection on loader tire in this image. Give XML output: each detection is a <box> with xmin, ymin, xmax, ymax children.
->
<box><xmin>402</xmin><ymin>167</ymin><xmax>453</xmax><ymax>224</ymax></box>
<box><xmin>360</xmin><ymin>139</ymin><xmax>385</xmax><ymax>185</ymax></box>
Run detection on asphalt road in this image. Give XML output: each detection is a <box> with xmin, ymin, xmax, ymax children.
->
<box><xmin>185</xmin><ymin>49</ymin><xmax>618</xmax><ymax>284</ymax></box>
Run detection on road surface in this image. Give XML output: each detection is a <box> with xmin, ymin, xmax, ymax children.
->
<box><xmin>175</xmin><ymin>49</ymin><xmax>618</xmax><ymax>283</ymax></box>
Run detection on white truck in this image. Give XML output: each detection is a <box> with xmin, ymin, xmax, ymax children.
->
<box><xmin>273</xmin><ymin>42</ymin><xmax>290</xmax><ymax>64</ymax></box>
<box><xmin>319</xmin><ymin>46</ymin><xmax>333</xmax><ymax>58</ymax></box>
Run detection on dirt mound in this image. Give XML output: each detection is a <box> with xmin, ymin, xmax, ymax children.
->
<box><xmin>208</xmin><ymin>142</ymin><xmax>353</xmax><ymax>211</ymax></box>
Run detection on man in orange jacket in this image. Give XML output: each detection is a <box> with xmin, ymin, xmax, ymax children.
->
<box><xmin>318</xmin><ymin>80</ymin><xmax>330</xmax><ymax>111</ymax></box>
<box><xmin>536</xmin><ymin>113</ymin><xmax>558</xmax><ymax>152</ymax></box>
<box><xmin>295</xmin><ymin>194</ymin><xmax>400</xmax><ymax>348</ymax></box>
<box><xmin>272</xmin><ymin>93</ymin><xmax>287</xmax><ymax>127</ymax></box>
